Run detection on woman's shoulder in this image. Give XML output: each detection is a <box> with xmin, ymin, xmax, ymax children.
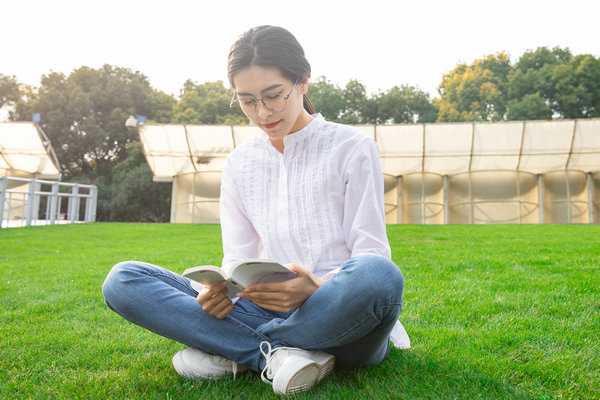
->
<box><xmin>225</xmin><ymin>132</ymin><xmax>270</xmax><ymax>171</ymax></box>
<box><xmin>316</xmin><ymin>117</ymin><xmax>376</xmax><ymax>152</ymax></box>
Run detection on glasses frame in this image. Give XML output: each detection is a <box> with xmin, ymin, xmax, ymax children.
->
<box><xmin>230</xmin><ymin>80</ymin><xmax>299</xmax><ymax>114</ymax></box>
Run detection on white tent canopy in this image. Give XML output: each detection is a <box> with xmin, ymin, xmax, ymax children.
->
<box><xmin>139</xmin><ymin>119</ymin><xmax>600</xmax><ymax>224</ymax></box>
<box><xmin>0</xmin><ymin>122</ymin><xmax>61</xmax><ymax>179</ymax></box>
<box><xmin>140</xmin><ymin>119</ymin><xmax>600</xmax><ymax>179</ymax></box>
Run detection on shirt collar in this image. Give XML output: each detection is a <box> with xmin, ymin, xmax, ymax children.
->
<box><xmin>259</xmin><ymin>113</ymin><xmax>324</xmax><ymax>149</ymax></box>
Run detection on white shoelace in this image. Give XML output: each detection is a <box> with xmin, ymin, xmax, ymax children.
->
<box><xmin>232</xmin><ymin>360</ymin><xmax>239</xmax><ymax>379</ymax></box>
<box><xmin>260</xmin><ymin>341</ymin><xmax>294</xmax><ymax>384</ymax></box>
<box><xmin>208</xmin><ymin>354</ymin><xmax>240</xmax><ymax>379</ymax></box>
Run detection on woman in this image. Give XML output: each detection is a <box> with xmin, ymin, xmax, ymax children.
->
<box><xmin>102</xmin><ymin>25</ymin><xmax>409</xmax><ymax>396</ymax></box>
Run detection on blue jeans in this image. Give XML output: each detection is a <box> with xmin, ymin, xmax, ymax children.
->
<box><xmin>102</xmin><ymin>254</ymin><xmax>403</xmax><ymax>373</ymax></box>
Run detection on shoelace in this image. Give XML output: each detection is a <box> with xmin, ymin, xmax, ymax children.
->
<box><xmin>209</xmin><ymin>354</ymin><xmax>240</xmax><ymax>379</ymax></box>
<box><xmin>260</xmin><ymin>341</ymin><xmax>294</xmax><ymax>384</ymax></box>
<box><xmin>232</xmin><ymin>360</ymin><xmax>239</xmax><ymax>379</ymax></box>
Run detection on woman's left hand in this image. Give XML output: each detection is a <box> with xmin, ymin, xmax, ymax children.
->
<box><xmin>236</xmin><ymin>263</ymin><xmax>325</xmax><ymax>312</ymax></box>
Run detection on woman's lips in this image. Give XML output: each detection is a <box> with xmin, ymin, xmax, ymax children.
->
<box><xmin>263</xmin><ymin>120</ymin><xmax>281</xmax><ymax>129</ymax></box>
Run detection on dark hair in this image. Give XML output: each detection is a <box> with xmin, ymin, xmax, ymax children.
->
<box><xmin>228</xmin><ymin>25</ymin><xmax>316</xmax><ymax>114</ymax></box>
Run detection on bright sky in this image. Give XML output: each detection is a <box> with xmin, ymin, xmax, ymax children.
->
<box><xmin>3</xmin><ymin>0</ymin><xmax>599</xmax><ymax>99</ymax></box>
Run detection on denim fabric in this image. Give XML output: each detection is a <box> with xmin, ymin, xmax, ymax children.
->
<box><xmin>102</xmin><ymin>254</ymin><xmax>403</xmax><ymax>372</ymax></box>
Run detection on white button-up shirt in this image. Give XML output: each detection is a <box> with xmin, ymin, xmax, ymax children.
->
<box><xmin>219</xmin><ymin>114</ymin><xmax>410</xmax><ymax>349</ymax></box>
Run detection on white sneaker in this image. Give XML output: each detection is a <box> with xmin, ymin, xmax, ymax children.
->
<box><xmin>172</xmin><ymin>347</ymin><xmax>247</xmax><ymax>379</ymax></box>
<box><xmin>260</xmin><ymin>341</ymin><xmax>335</xmax><ymax>395</ymax></box>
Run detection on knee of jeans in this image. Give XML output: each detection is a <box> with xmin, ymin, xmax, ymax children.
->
<box><xmin>352</xmin><ymin>254</ymin><xmax>404</xmax><ymax>301</ymax></box>
<box><xmin>102</xmin><ymin>261</ymin><xmax>139</xmax><ymax>310</ymax></box>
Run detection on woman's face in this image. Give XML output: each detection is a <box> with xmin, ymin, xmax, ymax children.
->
<box><xmin>232</xmin><ymin>65</ymin><xmax>311</xmax><ymax>148</ymax></box>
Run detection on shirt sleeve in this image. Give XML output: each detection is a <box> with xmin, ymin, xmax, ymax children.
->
<box><xmin>342</xmin><ymin>138</ymin><xmax>392</xmax><ymax>260</ymax></box>
<box><xmin>220</xmin><ymin>155</ymin><xmax>263</xmax><ymax>274</ymax></box>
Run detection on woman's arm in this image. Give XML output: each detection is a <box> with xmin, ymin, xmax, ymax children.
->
<box><xmin>342</xmin><ymin>138</ymin><xmax>391</xmax><ymax>259</ymax></box>
<box><xmin>220</xmin><ymin>156</ymin><xmax>263</xmax><ymax>274</ymax></box>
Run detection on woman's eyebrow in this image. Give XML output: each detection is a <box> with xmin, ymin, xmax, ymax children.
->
<box><xmin>236</xmin><ymin>84</ymin><xmax>284</xmax><ymax>97</ymax></box>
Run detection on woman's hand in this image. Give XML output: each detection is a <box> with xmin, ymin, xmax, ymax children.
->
<box><xmin>236</xmin><ymin>263</ymin><xmax>325</xmax><ymax>312</ymax></box>
<box><xmin>196</xmin><ymin>280</ymin><xmax>233</xmax><ymax>319</ymax></box>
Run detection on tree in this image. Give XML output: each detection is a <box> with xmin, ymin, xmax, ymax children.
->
<box><xmin>552</xmin><ymin>54</ymin><xmax>600</xmax><ymax>118</ymax></box>
<box><xmin>0</xmin><ymin>74</ymin><xmax>20</xmax><ymax>120</ymax></box>
<box><xmin>341</xmin><ymin>79</ymin><xmax>368</xmax><ymax>123</ymax></box>
<box><xmin>172</xmin><ymin>80</ymin><xmax>246</xmax><ymax>125</ymax></box>
<box><xmin>507</xmin><ymin>93</ymin><xmax>552</xmax><ymax>121</ymax></box>
<box><xmin>436</xmin><ymin>53</ymin><xmax>511</xmax><ymax>122</ymax></box>
<box><xmin>0</xmin><ymin>74</ymin><xmax>19</xmax><ymax>109</ymax></box>
<box><xmin>307</xmin><ymin>76</ymin><xmax>345</xmax><ymax>121</ymax></box>
<box><xmin>378</xmin><ymin>85</ymin><xmax>437</xmax><ymax>123</ymax></box>
<box><xmin>13</xmin><ymin>65</ymin><xmax>174</xmax><ymax>178</ymax></box>
<box><xmin>102</xmin><ymin>141</ymin><xmax>171</xmax><ymax>222</ymax></box>
<box><xmin>506</xmin><ymin>47</ymin><xmax>570</xmax><ymax>120</ymax></box>
<box><xmin>506</xmin><ymin>47</ymin><xmax>600</xmax><ymax>119</ymax></box>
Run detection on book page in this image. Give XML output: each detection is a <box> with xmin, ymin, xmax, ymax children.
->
<box><xmin>230</xmin><ymin>260</ymin><xmax>297</xmax><ymax>288</ymax></box>
<box><xmin>182</xmin><ymin>265</ymin><xmax>226</xmax><ymax>285</ymax></box>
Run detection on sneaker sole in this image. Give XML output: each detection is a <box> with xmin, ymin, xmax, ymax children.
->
<box><xmin>311</xmin><ymin>351</ymin><xmax>335</xmax><ymax>382</ymax></box>
<box><xmin>273</xmin><ymin>353</ymin><xmax>335</xmax><ymax>395</ymax></box>
<box><xmin>172</xmin><ymin>349</ymin><xmax>240</xmax><ymax>379</ymax></box>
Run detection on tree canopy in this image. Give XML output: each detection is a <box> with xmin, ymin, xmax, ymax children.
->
<box><xmin>0</xmin><ymin>74</ymin><xmax>20</xmax><ymax>111</ymax></box>
<box><xmin>437</xmin><ymin>47</ymin><xmax>600</xmax><ymax>122</ymax></box>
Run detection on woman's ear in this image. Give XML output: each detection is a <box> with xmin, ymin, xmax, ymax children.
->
<box><xmin>299</xmin><ymin>77</ymin><xmax>310</xmax><ymax>95</ymax></box>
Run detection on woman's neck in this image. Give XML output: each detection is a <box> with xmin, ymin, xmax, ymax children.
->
<box><xmin>270</xmin><ymin>111</ymin><xmax>314</xmax><ymax>153</ymax></box>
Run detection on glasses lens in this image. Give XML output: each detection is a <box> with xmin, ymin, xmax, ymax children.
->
<box><xmin>235</xmin><ymin>99</ymin><xmax>255</xmax><ymax>114</ymax></box>
<box><xmin>264</xmin><ymin>95</ymin><xmax>287</xmax><ymax>113</ymax></box>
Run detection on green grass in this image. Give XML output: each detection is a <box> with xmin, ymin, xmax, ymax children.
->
<box><xmin>1</xmin><ymin>223</ymin><xmax>599</xmax><ymax>399</ymax></box>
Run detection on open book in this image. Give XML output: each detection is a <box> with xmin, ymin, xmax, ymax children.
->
<box><xmin>182</xmin><ymin>259</ymin><xmax>297</xmax><ymax>298</ymax></box>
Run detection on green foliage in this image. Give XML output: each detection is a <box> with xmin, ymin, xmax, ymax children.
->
<box><xmin>507</xmin><ymin>93</ymin><xmax>553</xmax><ymax>121</ymax></box>
<box><xmin>552</xmin><ymin>54</ymin><xmax>600</xmax><ymax>118</ymax></box>
<box><xmin>377</xmin><ymin>85</ymin><xmax>438</xmax><ymax>123</ymax></box>
<box><xmin>437</xmin><ymin>53</ymin><xmax>511</xmax><ymax>122</ymax></box>
<box><xmin>172</xmin><ymin>80</ymin><xmax>246</xmax><ymax>125</ymax></box>
<box><xmin>102</xmin><ymin>142</ymin><xmax>171</xmax><ymax>222</ymax></box>
<box><xmin>1</xmin><ymin>224</ymin><xmax>599</xmax><ymax>399</ymax></box>
<box><xmin>0</xmin><ymin>73</ymin><xmax>19</xmax><ymax>110</ymax></box>
<box><xmin>307</xmin><ymin>76</ymin><xmax>346</xmax><ymax>121</ymax></box>
<box><xmin>308</xmin><ymin>76</ymin><xmax>437</xmax><ymax>124</ymax></box>
<box><xmin>439</xmin><ymin>46</ymin><xmax>600</xmax><ymax>122</ymax></box>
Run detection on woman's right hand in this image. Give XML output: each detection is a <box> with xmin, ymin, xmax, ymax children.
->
<box><xmin>196</xmin><ymin>280</ymin><xmax>233</xmax><ymax>319</ymax></box>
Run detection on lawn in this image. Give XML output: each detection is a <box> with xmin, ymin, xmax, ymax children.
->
<box><xmin>1</xmin><ymin>223</ymin><xmax>599</xmax><ymax>399</ymax></box>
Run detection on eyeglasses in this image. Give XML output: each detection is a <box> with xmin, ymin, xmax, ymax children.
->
<box><xmin>230</xmin><ymin>80</ymin><xmax>298</xmax><ymax>114</ymax></box>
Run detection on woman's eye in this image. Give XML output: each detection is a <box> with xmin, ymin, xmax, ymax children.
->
<box><xmin>266</xmin><ymin>92</ymin><xmax>282</xmax><ymax>100</ymax></box>
<box><xmin>242</xmin><ymin>99</ymin><xmax>256</xmax><ymax>105</ymax></box>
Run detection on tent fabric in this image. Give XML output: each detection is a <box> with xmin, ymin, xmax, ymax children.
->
<box><xmin>140</xmin><ymin>119</ymin><xmax>600</xmax><ymax>180</ymax></box>
<box><xmin>138</xmin><ymin>119</ymin><xmax>600</xmax><ymax>224</ymax></box>
<box><xmin>0</xmin><ymin>122</ymin><xmax>61</xmax><ymax>179</ymax></box>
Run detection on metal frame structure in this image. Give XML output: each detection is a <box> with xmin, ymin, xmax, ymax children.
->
<box><xmin>0</xmin><ymin>176</ymin><xmax>97</xmax><ymax>228</ymax></box>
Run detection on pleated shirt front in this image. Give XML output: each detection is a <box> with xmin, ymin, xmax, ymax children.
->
<box><xmin>219</xmin><ymin>114</ymin><xmax>391</xmax><ymax>279</ymax></box>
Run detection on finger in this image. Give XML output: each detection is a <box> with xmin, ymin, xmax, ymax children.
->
<box><xmin>202</xmin><ymin>295</ymin><xmax>232</xmax><ymax>316</ymax></box>
<box><xmin>249</xmin><ymin>300</ymin><xmax>294</xmax><ymax>313</ymax></box>
<box><xmin>244</xmin><ymin>280</ymin><xmax>292</xmax><ymax>293</ymax></box>
<box><xmin>198</xmin><ymin>281</ymin><xmax>230</xmax><ymax>302</ymax></box>
<box><xmin>213</xmin><ymin>301</ymin><xmax>234</xmax><ymax>319</ymax></box>
<box><xmin>205</xmin><ymin>297</ymin><xmax>232</xmax><ymax>318</ymax></box>
<box><xmin>284</xmin><ymin>263</ymin><xmax>309</xmax><ymax>275</ymax></box>
<box><xmin>239</xmin><ymin>290</ymin><xmax>288</xmax><ymax>303</ymax></box>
